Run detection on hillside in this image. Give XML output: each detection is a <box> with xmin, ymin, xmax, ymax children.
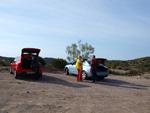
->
<box><xmin>0</xmin><ymin>56</ymin><xmax>14</xmax><ymax>62</ymax></box>
<box><xmin>0</xmin><ymin>56</ymin><xmax>14</xmax><ymax>66</ymax></box>
<box><xmin>106</xmin><ymin>57</ymin><xmax>150</xmax><ymax>75</ymax></box>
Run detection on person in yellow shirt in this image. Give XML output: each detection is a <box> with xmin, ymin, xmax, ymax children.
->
<box><xmin>75</xmin><ymin>56</ymin><xmax>82</xmax><ymax>81</ymax></box>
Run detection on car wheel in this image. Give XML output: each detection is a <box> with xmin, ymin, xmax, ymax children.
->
<box><xmin>14</xmin><ymin>71</ymin><xmax>19</xmax><ymax>79</ymax></box>
<box><xmin>65</xmin><ymin>68</ymin><xmax>69</xmax><ymax>75</ymax></box>
<box><xmin>39</xmin><ymin>74</ymin><xmax>42</xmax><ymax>79</ymax></box>
<box><xmin>82</xmin><ymin>71</ymin><xmax>88</xmax><ymax>80</ymax></box>
<box><xmin>10</xmin><ymin>68</ymin><xmax>13</xmax><ymax>74</ymax></box>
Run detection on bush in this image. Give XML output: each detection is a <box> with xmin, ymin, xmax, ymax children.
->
<box><xmin>127</xmin><ymin>69</ymin><xmax>140</xmax><ymax>76</ymax></box>
<box><xmin>38</xmin><ymin>56</ymin><xmax>46</xmax><ymax>67</ymax></box>
<box><xmin>51</xmin><ymin>58</ymin><xmax>67</xmax><ymax>69</ymax></box>
<box><xmin>116</xmin><ymin>66</ymin><xmax>122</xmax><ymax>70</ymax></box>
<box><xmin>0</xmin><ymin>60</ymin><xmax>9</xmax><ymax>66</ymax></box>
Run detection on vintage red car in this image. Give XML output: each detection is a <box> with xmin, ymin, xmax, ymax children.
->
<box><xmin>10</xmin><ymin>48</ymin><xmax>42</xmax><ymax>79</ymax></box>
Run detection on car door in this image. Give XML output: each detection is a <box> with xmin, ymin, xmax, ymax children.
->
<box><xmin>69</xmin><ymin>61</ymin><xmax>77</xmax><ymax>74</ymax></box>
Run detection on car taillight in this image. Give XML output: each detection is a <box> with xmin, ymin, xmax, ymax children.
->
<box><xmin>18</xmin><ymin>63</ymin><xmax>22</xmax><ymax>67</ymax></box>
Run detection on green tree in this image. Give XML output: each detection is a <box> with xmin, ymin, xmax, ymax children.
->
<box><xmin>66</xmin><ymin>43</ymin><xmax>80</xmax><ymax>61</ymax></box>
<box><xmin>66</xmin><ymin>40</ymin><xmax>94</xmax><ymax>61</ymax></box>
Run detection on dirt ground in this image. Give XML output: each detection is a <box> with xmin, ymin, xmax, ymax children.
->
<box><xmin>0</xmin><ymin>71</ymin><xmax>150</xmax><ymax>113</ymax></box>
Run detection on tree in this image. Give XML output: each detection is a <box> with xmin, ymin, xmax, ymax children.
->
<box><xmin>66</xmin><ymin>43</ymin><xmax>80</xmax><ymax>62</ymax></box>
<box><xmin>66</xmin><ymin>40</ymin><xmax>94</xmax><ymax>61</ymax></box>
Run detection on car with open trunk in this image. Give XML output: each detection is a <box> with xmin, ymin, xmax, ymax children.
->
<box><xmin>64</xmin><ymin>58</ymin><xmax>109</xmax><ymax>80</ymax></box>
<box><xmin>10</xmin><ymin>48</ymin><xmax>42</xmax><ymax>79</ymax></box>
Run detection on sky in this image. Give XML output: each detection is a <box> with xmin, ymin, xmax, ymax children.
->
<box><xmin>0</xmin><ymin>0</ymin><xmax>150</xmax><ymax>61</ymax></box>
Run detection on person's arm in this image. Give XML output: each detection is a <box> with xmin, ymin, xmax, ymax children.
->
<box><xmin>91</xmin><ymin>59</ymin><xmax>94</xmax><ymax>66</ymax></box>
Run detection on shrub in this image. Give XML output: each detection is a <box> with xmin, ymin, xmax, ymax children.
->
<box><xmin>0</xmin><ymin>60</ymin><xmax>9</xmax><ymax>66</ymax></box>
<box><xmin>38</xmin><ymin>56</ymin><xmax>46</xmax><ymax>67</ymax></box>
<box><xmin>127</xmin><ymin>69</ymin><xmax>140</xmax><ymax>76</ymax></box>
<box><xmin>51</xmin><ymin>58</ymin><xmax>67</xmax><ymax>69</ymax></box>
<box><xmin>116</xmin><ymin>66</ymin><xmax>122</xmax><ymax>70</ymax></box>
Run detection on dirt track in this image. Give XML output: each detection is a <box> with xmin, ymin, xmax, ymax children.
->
<box><xmin>0</xmin><ymin>71</ymin><xmax>150</xmax><ymax>113</ymax></box>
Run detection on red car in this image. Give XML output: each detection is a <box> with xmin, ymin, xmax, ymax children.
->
<box><xmin>10</xmin><ymin>48</ymin><xmax>42</xmax><ymax>79</ymax></box>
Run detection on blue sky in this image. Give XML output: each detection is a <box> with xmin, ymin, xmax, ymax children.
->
<box><xmin>0</xmin><ymin>0</ymin><xmax>150</xmax><ymax>60</ymax></box>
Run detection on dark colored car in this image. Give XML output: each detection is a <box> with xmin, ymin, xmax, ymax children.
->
<box><xmin>10</xmin><ymin>48</ymin><xmax>42</xmax><ymax>79</ymax></box>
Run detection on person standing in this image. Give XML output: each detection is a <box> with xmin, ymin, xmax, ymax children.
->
<box><xmin>91</xmin><ymin>55</ymin><xmax>98</xmax><ymax>83</ymax></box>
<box><xmin>75</xmin><ymin>56</ymin><xmax>83</xmax><ymax>81</ymax></box>
<box><xmin>31</xmin><ymin>55</ymin><xmax>40</xmax><ymax>80</ymax></box>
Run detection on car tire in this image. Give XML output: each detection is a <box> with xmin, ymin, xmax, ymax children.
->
<box><xmin>39</xmin><ymin>74</ymin><xmax>42</xmax><ymax>79</ymax></box>
<box><xmin>14</xmin><ymin>71</ymin><xmax>19</xmax><ymax>79</ymax></box>
<box><xmin>65</xmin><ymin>68</ymin><xmax>69</xmax><ymax>75</ymax></box>
<box><xmin>82</xmin><ymin>71</ymin><xmax>88</xmax><ymax>80</ymax></box>
<box><xmin>10</xmin><ymin>68</ymin><xmax>13</xmax><ymax>74</ymax></box>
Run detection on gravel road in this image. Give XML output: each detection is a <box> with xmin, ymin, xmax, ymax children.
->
<box><xmin>0</xmin><ymin>71</ymin><xmax>150</xmax><ymax>113</ymax></box>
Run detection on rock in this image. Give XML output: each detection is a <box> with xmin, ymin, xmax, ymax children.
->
<box><xmin>137</xmin><ymin>76</ymin><xmax>141</xmax><ymax>79</ymax></box>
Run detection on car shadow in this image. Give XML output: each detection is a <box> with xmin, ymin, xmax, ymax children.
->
<box><xmin>19</xmin><ymin>73</ymin><xmax>90</xmax><ymax>88</ymax></box>
<box><xmin>97</xmin><ymin>77</ymin><xmax>150</xmax><ymax>90</ymax></box>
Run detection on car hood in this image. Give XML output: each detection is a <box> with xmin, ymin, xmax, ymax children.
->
<box><xmin>96</xmin><ymin>58</ymin><xmax>107</xmax><ymax>65</ymax></box>
<box><xmin>21</xmin><ymin>48</ymin><xmax>41</xmax><ymax>57</ymax></box>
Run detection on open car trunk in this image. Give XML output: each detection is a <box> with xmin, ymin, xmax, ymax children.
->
<box><xmin>21</xmin><ymin>58</ymin><xmax>33</xmax><ymax>69</ymax></box>
<box><xmin>96</xmin><ymin>58</ymin><xmax>107</xmax><ymax>72</ymax></box>
<box><xmin>96</xmin><ymin>58</ymin><xmax>107</xmax><ymax>65</ymax></box>
<box><xmin>21</xmin><ymin>48</ymin><xmax>40</xmax><ymax>69</ymax></box>
<box><xmin>97</xmin><ymin>65</ymin><xmax>107</xmax><ymax>72</ymax></box>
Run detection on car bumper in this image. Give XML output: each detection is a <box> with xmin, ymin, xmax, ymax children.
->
<box><xmin>16</xmin><ymin>69</ymin><xmax>42</xmax><ymax>75</ymax></box>
<box><xmin>87</xmin><ymin>71</ymin><xmax>109</xmax><ymax>78</ymax></box>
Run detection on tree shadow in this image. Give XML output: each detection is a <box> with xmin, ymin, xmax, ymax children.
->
<box><xmin>98</xmin><ymin>77</ymin><xmax>150</xmax><ymax>90</ymax></box>
<box><xmin>19</xmin><ymin>73</ymin><xmax>90</xmax><ymax>88</ymax></box>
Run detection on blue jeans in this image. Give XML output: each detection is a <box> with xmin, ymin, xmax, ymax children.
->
<box><xmin>91</xmin><ymin>69</ymin><xmax>98</xmax><ymax>82</ymax></box>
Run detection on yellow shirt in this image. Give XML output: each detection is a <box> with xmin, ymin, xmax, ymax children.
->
<box><xmin>75</xmin><ymin>59</ymin><xmax>82</xmax><ymax>70</ymax></box>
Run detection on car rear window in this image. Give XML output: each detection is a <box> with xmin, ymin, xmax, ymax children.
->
<box><xmin>87</xmin><ymin>60</ymin><xmax>91</xmax><ymax>64</ymax></box>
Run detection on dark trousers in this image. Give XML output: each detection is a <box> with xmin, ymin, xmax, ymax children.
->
<box><xmin>91</xmin><ymin>69</ymin><xmax>98</xmax><ymax>82</ymax></box>
<box><xmin>34</xmin><ymin>66</ymin><xmax>39</xmax><ymax>79</ymax></box>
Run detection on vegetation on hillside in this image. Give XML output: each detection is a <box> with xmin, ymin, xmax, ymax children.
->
<box><xmin>106</xmin><ymin>57</ymin><xmax>150</xmax><ymax>76</ymax></box>
<box><xmin>0</xmin><ymin>56</ymin><xmax>14</xmax><ymax>62</ymax></box>
<box><xmin>38</xmin><ymin>56</ymin><xmax>46</xmax><ymax>67</ymax></box>
<box><xmin>0</xmin><ymin>60</ymin><xmax>10</xmax><ymax>66</ymax></box>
